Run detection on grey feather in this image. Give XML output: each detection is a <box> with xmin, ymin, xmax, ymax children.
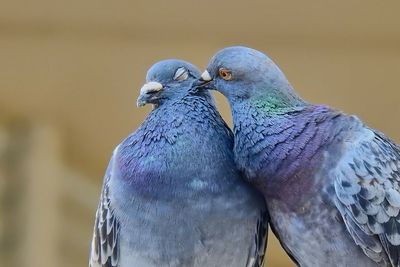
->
<box><xmin>335</xmin><ymin>131</ymin><xmax>400</xmax><ymax>266</ymax></box>
<box><xmin>89</xmin><ymin>59</ymin><xmax>268</xmax><ymax>267</ymax></box>
<box><xmin>89</xmin><ymin>156</ymin><xmax>120</xmax><ymax>267</ymax></box>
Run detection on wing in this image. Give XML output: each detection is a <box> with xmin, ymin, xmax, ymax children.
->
<box><xmin>334</xmin><ymin>128</ymin><xmax>400</xmax><ymax>266</ymax></box>
<box><xmin>89</xmin><ymin>154</ymin><xmax>120</xmax><ymax>267</ymax></box>
<box><xmin>246</xmin><ymin>210</ymin><xmax>269</xmax><ymax>267</ymax></box>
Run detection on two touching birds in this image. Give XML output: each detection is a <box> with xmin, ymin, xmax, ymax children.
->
<box><xmin>90</xmin><ymin>46</ymin><xmax>400</xmax><ymax>266</ymax></box>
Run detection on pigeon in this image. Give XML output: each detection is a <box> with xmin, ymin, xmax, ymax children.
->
<box><xmin>89</xmin><ymin>59</ymin><xmax>268</xmax><ymax>267</ymax></box>
<box><xmin>197</xmin><ymin>46</ymin><xmax>400</xmax><ymax>266</ymax></box>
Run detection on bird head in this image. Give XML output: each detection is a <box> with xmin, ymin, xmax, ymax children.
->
<box><xmin>197</xmin><ymin>46</ymin><xmax>302</xmax><ymax>107</ymax></box>
<box><xmin>137</xmin><ymin>59</ymin><xmax>201</xmax><ymax>108</ymax></box>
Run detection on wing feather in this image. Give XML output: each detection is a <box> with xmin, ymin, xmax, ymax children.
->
<box><xmin>246</xmin><ymin>210</ymin><xmax>269</xmax><ymax>267</ymax></box>
<box><xmin>334</xmin><ymin>130</ymin><xmax>400</xmax><ymax>266</ymax></box>
<box><xmin>89</xmin><ymin>154</ymin><xmax>120</xmax><ymax>267</ymax></box>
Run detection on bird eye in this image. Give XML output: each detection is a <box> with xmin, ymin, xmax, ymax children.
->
<box><xmin>173</xmin><ymin>67</ymin><xmax>189</xmax><ymax>81</ymax></box>
<box><xmin>218</xmin><ymin>68</ymin><xmax>233</xmax><ymax>81</ymax></box>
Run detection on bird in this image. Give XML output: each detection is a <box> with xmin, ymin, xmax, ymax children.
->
<box><xmin>197</xmin><ymin>46</ymin><xmax>400</xmax><ymax>266</ymax></box>
<box><xmin>88</xmin><ymin>59</ymin><xmax>268</xmax><ymax>267</ymax></box>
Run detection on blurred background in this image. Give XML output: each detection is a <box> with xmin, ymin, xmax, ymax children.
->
<box><xmin>1</xmin><ymin>0</ymin><xmax>399</xmax><ymax>266</ymax></box>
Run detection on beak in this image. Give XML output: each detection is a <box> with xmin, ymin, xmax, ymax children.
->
<box><xmin>136</xmin><ymin>81</ymin><xmax>163</xmax><ymax>107</ymax></box>
<box><xmin>200</xmin><ymin>70</ymin><xmax>212</xmax><ymax>82</ymax></box>
<box><xmin>193</xmin><ymin>70</ymin><xmax>215</xmax><ymax>90</ymax></box>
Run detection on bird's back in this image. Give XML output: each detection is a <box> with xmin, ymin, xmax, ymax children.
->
<box><xmin>235</xmin><ymin>102</ymin><xmax>400</xmax><ymax>266</ymax></box>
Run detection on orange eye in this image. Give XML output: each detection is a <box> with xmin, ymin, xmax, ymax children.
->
<box><xmin>218</xmin><ymin>68</ymin><xmax>233</xmax><ymax>80</ymax></box>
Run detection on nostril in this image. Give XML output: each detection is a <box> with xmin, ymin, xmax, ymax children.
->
<box><xmin>140</xmin><ymin>82</ymin><xmax>163</xmax><ymax>95</ymax></box>
<box><xmin>145</xmin><ymin>89</ymin><xmax>159</xmax><ymax>95</ymax></box>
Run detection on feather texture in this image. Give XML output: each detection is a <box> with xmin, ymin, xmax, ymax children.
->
<box><xmin>201</xmin><ymin>45</ymin><xmax>400</xmax><ymax>266</ymax></box>
<box><xmin>89</xmin><ymin>59</ymin><xmax>268</xmax><ymax>267</ymax></box>
<box><xmin>335</xmin><ymin>130</ymin><xmax>400</xmax><ymax>266</ymax></box>
<box><xmin>89</xmin><ymin>154</ymin><xmax>120</xmax><ymax>267</ymax></box>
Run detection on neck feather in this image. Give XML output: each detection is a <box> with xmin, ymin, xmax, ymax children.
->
<box><xmin>231</xmin><ymin>102</ymin><xmax>341</xmax><ymax>197</ymax></box>
<box><xmin>250</xmin><ymin>83</ymin><xmax>307</xmax><ymax>112</ymax></box>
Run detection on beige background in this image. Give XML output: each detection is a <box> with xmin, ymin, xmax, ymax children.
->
<box><xmin>0</xmin><ymin>1</ymin><xmax>399</xmax><ymax>266</ymax></box>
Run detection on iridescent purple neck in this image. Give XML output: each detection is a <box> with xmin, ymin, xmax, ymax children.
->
<box><xmin>232</xmin><ymin>102</ymin><xmax>343</xmax><ymax>197</ymax></box>
<box><xmin>115</xmin><ymin>95</ymin><xmax>235</xmax><ymax>199</ymax></box>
